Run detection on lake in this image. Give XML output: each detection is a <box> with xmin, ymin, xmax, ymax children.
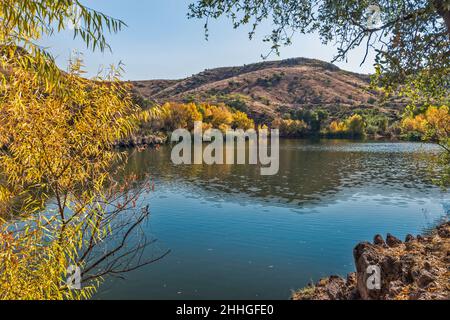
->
<box><xmin>95</xmin><ymin>139</ymin><xmax>449</xmax><ymax>300</ymax></box>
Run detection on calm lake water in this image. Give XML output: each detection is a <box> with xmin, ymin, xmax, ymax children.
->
<box><xmin>96</xmin><ymin>140</ymin><xmax>449</xmax><ymax>300</ymax></box>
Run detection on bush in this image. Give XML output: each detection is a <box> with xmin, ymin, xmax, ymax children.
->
<box><xmin>219</xmin><ymin>94</ymin><xmax>250</xmax><ymax>113</ymax></box>
<box><xmin>346</xmin><ymin>114</ymin><xmax>366</xmax><ymax>137</ymax></box>
<box><xmin>327</xmin><ymin>114</ymin><xmax>366</xmax><ymax>138</ymax></box>
<box><xmin>272</xmin><ymin>118</ymin><xmax>308</xmax><ymax>137</ymax></box>
<box><xmin>292</xmin><ymin>109</ymin><xmax>328</xmax><ymax>133</ymax></box>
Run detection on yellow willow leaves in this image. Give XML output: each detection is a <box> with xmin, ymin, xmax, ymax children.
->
<box><xmin>0</xmin><ymin>0</ymin><xmax>151</xmax><ymax>300</ymax></box>
<box><xmin>1</xmin><ymin>0</ymin><xmax>126</xmax><ymax>88</ymax></box>
<box><xmin>329</xmin><ymin>120</ymin><xmax>348</xmax><ymax>133</ymax></box>
<box><xmin>0</xmin><ymin>54</ymin><xmax>142</xmax><ymax>299</ymax></box>
<box><xmin>232</xmin><ymin>111</ymin><xmax>255</xmax><ymax>130</ymax></box>
<box><xmin>1</xmin><ymin>59</ymin><xmax>138</xmax><ymax>216</ymax></box>
<box><xmin>0</xmin><ymin>215</ymin><xmax>97</xmax><ymax>300</ymax></box>
<box><xmin>271</xmin><ymin>118</ymin><xmax>308</xmax><ymax>137</ymax></box>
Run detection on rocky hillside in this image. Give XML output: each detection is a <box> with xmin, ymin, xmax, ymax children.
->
<box><xmin>131</xmin><ymin>58</ymin><xmax>405</xmax><ymax>122</ymax></box>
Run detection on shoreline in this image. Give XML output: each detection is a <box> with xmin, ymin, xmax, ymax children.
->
<box><xmin>292</xmin><ymin>221</ymin><xmax>450</xmax><ymax>300</ymax></box>
<box><xmin>114</xmin><ymin>133</ymin><xmax>431</xmax><ymax>150</ymax></box>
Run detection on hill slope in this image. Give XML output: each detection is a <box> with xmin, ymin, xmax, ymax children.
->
<box><xmin>131</xmin><ymin>58</ymin><xmax>404</xmax><ymax>122</ymax></box>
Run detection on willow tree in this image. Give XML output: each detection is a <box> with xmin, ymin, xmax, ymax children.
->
<box><xmin>0</xmin><ymin>1</ymin><xmax>164</xmax><ymax>300</ymax></box>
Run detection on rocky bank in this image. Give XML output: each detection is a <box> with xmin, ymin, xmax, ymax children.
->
<box><xmin>293</xmin><ymin>222</ymin><xmax>450</xmax><ymax>300</ymax></box>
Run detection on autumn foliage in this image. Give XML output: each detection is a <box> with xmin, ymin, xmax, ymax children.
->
<box><xmin>327</xmin><ymin>114</ymin><xmax>366</xmax><ymax>138</ymax></box>
<box><xmin>149</xmin><ymin>102</ymin><xmax>255</xmax><ymax>133</ymax></box>
<box><xmin>401</xmin><ymin>106</ymin><xmax>450</xmax><ymax>142</ymax></box>
<box><xmin>0</xmin><ymin>0</ymin><xmax>156</xmax><ymax>300</ymax></box>
<box><xmin>271</xmin><ymin>118</ymin><xmax>308</xmax><ymax>137</ymax></box>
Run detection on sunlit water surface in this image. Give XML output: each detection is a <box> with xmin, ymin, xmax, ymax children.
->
<box><xmin>95</xmin><ymin>140</ymin><xmax>449</xmax><ymax>300</ymax></box>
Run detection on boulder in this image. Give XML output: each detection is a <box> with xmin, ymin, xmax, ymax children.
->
<box><xmin>386</xmin><ymin>233</ymin><xmax>402</xmax><ymax>247</ymax></box>
<box><xmin>414</xmin><ymin>270</ymin><xmax>436</xmax><ymax>288</ymax></box>
<box><xmin>374</xmin><ymin>234</ymin><xmax>387</xmax><ymax>246</ymax></box>
<box><xmin>353</xmin><ymin>242</ymin><xmax>384</xmax><ymax>300</ymax></box>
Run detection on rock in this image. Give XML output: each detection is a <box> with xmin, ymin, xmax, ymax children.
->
<box><xmin>386</xmin><ymin>233</ymin><xmax>402</xmax><ymax>247</ymax></box>
<box><xmin>293</xmin><ymin>222</ymin><xmax>450</xmax><ymax>300</ymax></box>
<box><xmin>409</xmin><ymin>289</ymin><xmax>432</xmax><ymax>300</ymax></box>
<box><xmin>399</xmin><ymin>254</ymin><xmax>417</xmax><ymax>284</ymax></box>
<box><xmin>405</xmin><ymin>234</ymin><xmax>415</xmax><ymax>243</ymax></box>
<box><xmin>292</xmin><ymin>275</ymin><xmax>352</xmax><ymax>300</ymax></box>
<box><xmin>344</xmin><ymin>273</ymin><xmax>359</xmax><ymax>299</ymax></box>
<box><xmin>388</xmin><ymin>280</ymin><xmax>404</xmax><ymax>297</ymax></box>
<box><xmin>323</xmin><ymin>276</ymin><xmax>347</xmax><ymax>300</ymax></box>
<box><xmin>415</xmin><ymin>270</ymin><xmax>436</xmax><ymax>288</ymax></box>
<box><xmin>353</xmin><ymin>242</ymin><xmax>384</xmax><ymax>300</ymax></box>
<box><xmin>436</xmin><ymin>223</ymin><xmax>450</xmax><ymax>238</ymax></box>
<box><xmin>405</xmin><ymin>241</ymin><xmax>419</xmax><ymax>252</ymax></box>
<box><xmin>374</xmin><ymin>234</ymin><xmax>387</xmax><ymax>246</ymax></box>
<box><xmin>347</xmin><ymin>273</ymin><xmax>357</xmax><ymax>286</ymax></box>
<box><xmin>408</xmin><ymin>288</ymin><xmax>448</xmax><ymax>300</ymax></box>
<box><xmin>381</xmin><ymin>255</ymin><xmax>402</xmax><ymax>275</ymax></box>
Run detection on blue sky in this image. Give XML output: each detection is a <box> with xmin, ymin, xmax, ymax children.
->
<box><xmin>42</xmin><ymin>0</ymin><xmax>376</xmax><ymax>80</ymax></box>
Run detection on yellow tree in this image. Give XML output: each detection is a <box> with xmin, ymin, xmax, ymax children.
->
<box><xmin>345</xmin><ymin>114</ymin><xmax>366</xmax><ymax>137</ymax></box>
<box><xmin>232</xmin><ymin>111</ymin><xmax>255</xmax><ymax>130</ymax></box>
<box><xmin>401</xmin><ymin>105</ymin><xmax>450</xmax><ymax>186</ymax></box>
<box><xmin>401</xmin><ymin>105</ymin><xmax>450</xmax><ymax>144</ymax></box>
<box><xmin>208</xmin><ymin>104</ymin><xmax>233</xmax><ymax>130</ymax></box>
<box><xmin>0</xmin><ymin>1</ymin><xmax>165</xmax><ymax>300</ymax></box>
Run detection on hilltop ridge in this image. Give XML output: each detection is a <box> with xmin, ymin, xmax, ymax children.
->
<box><xmin>131</xmin><ymin>57</ymin><xmax>405</xmax><ymax>122</ymax></box>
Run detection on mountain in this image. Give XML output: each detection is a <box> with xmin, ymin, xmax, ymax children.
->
<box><xmin>131</xmin><ymin>57</ymin><xmax>405</xmax><ymax>122</ymax></box>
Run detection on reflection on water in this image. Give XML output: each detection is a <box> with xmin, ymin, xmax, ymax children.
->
<box><xmin>96</xmin><ymin>140</ymin><xmax>449</xmax><ymax>300</ymax></box>
<box><xmin>124</xmin><ymin>140</ymin><xmax>442</xmax><ymax>209</ymax></box>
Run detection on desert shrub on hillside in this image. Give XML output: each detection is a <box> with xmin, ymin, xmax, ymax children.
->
<box><xmin>367</xmin><ymin>97</ymin><xmax>377</xmax><ymax>105</ymax></box>
<box><xmin>220</xmin><ymin>94</ymin><xmax>250</xmax><ymax>113</ymax></box>
<box><xmin>256</xmin><ymin>73</ymin><xmax>284</xmax><ymax>87</ymax></box>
